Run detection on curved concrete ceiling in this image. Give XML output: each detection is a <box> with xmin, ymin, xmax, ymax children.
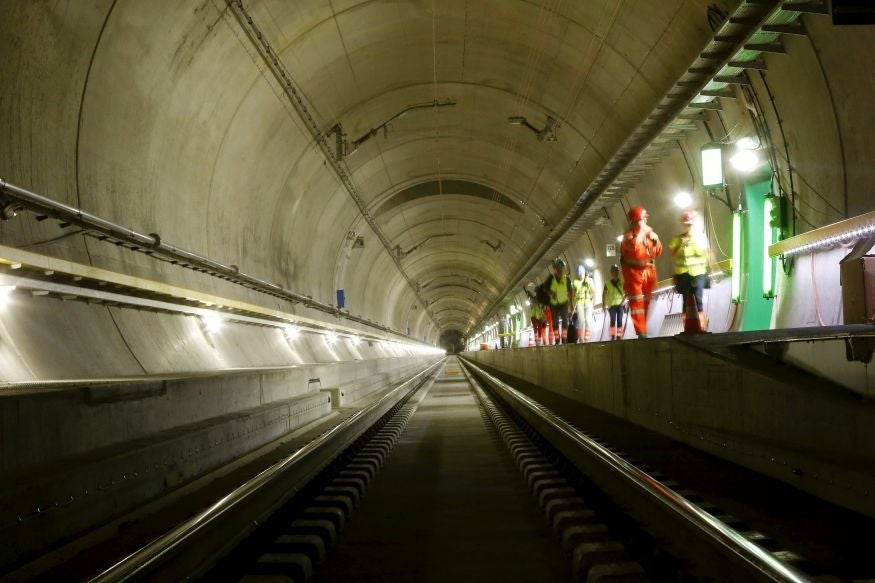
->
<box><xmin>0</xmin><ymin>0</ymin><xmax>733</xmax><ymax>341</ymax></box>
<box><xmin>299</xmin><ymin>0</ymin><xmax>724</xmax><ymax>335</ymax></box>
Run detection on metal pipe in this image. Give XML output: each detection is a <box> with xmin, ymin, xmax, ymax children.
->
<box><xmin>350</xmin><ymin>100</ymin><xmax>456</xmax><ymax>150</ymax></box>
<box><xmin>0</xmin><ymin>178</ymin><xmax>407</xmax><ymax>338</ymax></box>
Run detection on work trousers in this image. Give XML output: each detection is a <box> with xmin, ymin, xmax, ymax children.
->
<box><xmin>575</xmin><ymin>303</ymin><xmax>594</xmax><ymax>341</ymax></box>
<box><xmin>607</xmin><ymin>305</ymin><xmax>624</xmax><ymax>339</ymax></box>
<box><xmin>549</xmin><ymin>302</ymin><xmax>569</xmax><ymax>344</ymax></box>
<box><xmin>622</xmin><ymin>264</ymin><xmax>657</xmax><ymax>336</ymax></box>
<box><xmin>530</xmin><ymin>316</ymin><xmax>548</xmax><ymax>345</ymax></box>
<box><xmin>675</xmin><ymin>273</ymin><xmax>707</xmax><ymax>333</ymax></box>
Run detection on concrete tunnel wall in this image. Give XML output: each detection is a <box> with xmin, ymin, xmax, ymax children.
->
<box><xmin>3</xmin><ymin>3</ymin><xmax>874</xmax><ymax>364</ymax></box>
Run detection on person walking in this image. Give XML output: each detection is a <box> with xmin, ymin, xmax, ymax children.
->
<box><xmin>573</xmin><ymin>265</ymin><xmax>596</xmax><ymax>342</ymax></box>
<box><xmin>620</xmin><ymin>206</ymin><xmax>663</xmax><ymax>338</ymax></box>
<box><xmin>669</xmin><ymin>210</ymin><xmax>710</xmax><ymax>333</ymax></box>
<box><xmin>544</xmin><ymin>258</ymin><xmax>574</xmax><ymax>344</ymax></box>
<box><xmin>602</xmin><ymin>264</ymin><xmax>625</xmax><ymax>340</ymax></box>
<box><xmin>525</xmin><ymin>282</ymin><xmax>549</xmax><ymax>346</ymax></box>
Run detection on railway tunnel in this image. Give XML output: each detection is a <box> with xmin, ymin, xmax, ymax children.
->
<box><xmin>2</xmin><ymin>1</ymin><xmax>875</xmax><ymax>580</ymax></box>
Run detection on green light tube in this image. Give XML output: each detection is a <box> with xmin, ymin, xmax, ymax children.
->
<box><xmin>732</xmin><ymin>211</ymin><xmax>741</xmax><ymax>302</ymax></box>
<box><xmin>763</xmin><ymin>199</ymin><xmax>773</xmax><ymax>297</ymax></box>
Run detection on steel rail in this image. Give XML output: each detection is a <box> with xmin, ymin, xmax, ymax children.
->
<box><xmin>0</xmin><ymin>178</ymin><xmax>409</xmax><ymax>339</ymax></box>
<box><xmin>88</xmin><ymin>358</ymin><xmax>444</xmax><ymax>582</ymax></box>
<box><xmin>460</xmin><ymin>358</ymin><xmax>811</xmax><ymax>583</ymax></box>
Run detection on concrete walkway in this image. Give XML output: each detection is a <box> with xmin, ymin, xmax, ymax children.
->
<box><xmin>318</xmin><ymin>357</ymin><xmax>569</xmax><ymax>582</ymax></box>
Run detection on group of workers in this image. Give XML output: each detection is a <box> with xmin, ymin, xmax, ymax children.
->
<box><xmin>525</xmin><ymin>206</ymin><xmax>711</xmax><ymax>345</ymax></box>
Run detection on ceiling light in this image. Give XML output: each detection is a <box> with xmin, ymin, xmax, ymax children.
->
<box><xmin>325</xmin><ymin>331</ymin><xmax>338</xmax><ymax>344</ymax></box>
<box><xmin>284</xmin><ymin>325</ymin><xmax>299</xmax><ymax>341</ymax></box>
<box><xmin>616</xmin><ymin>235</ymin><xmax>624</xmax><ymax>242</ymax></box>
<box><xmin>730</xmin><ymin>150</ymin><xmax>760</xmax><ymax>172</ymax></box>
<box><xmin>674</xmin><ymin>191</ymin><xmax>693</xmax><ymax>208</ymax></box>
<box><xmin>736</xmin><ymin>136</ymin><xmax>758</xmax><ymax>150</ymax></box>
<box><xmin>584</xmin><ymin>258</ymin><xmax>595</xmax><ymax>268</ymax></box>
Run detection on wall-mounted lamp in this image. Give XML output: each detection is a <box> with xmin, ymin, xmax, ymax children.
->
<box><xmin>201</xmin><ymin>314</ymin><xmax>224</xmax><ymax>333</ymax></box>
<box><xmin>730</xmin><ymin>149</ymin><xmax>760</xmax><ymax>172</ymax></box>
<box><xmin>673</xmin><ymin>191</ymin><xmax>693</xmax><ymax>208</ymax></box>
<box><xmin>731</xmin><ymin>211</ymin><xmax>742</xmax><ymax>303</ymax></box>
<box><xmin>284</xmin><ymin>325</ymin><xmax>299</xmax><ymax>342</ymax></box>
<box><xmin>701</xmin><ymin>143</ymin><xmax>725</xmax><ymax>189</ymax></box>
<box><xmin>763</xmin><ymin>197</ymin><xmax>776</xmax><ymax>299</ymax></box>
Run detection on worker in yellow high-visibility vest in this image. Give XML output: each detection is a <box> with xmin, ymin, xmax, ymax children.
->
<box><xmin>573</xmin><ymin>265</ymin><xmax>595</xmax><ymax>342</ymax></box>
<box><xmin>669</xmin><ymin>210</ymin><xmax>710</xmax><ymax>334</ymax></box>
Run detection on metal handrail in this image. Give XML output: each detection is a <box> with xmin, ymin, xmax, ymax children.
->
<box><xmin>89</xmin><ymin>358</ymin><xmax>443</xmax><ymax>582</ymax></box>
<box><xmin>460</xmin><ymin>358</ymin><xmax>811</xmax><ymax>583</ymax></box>
<box><xmin>0</xmin><ymin>178</ymin><xmax>409</xmax><ymax>340</ymax></box>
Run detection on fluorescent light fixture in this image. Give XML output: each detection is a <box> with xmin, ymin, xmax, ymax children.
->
<box><xmin>284</xmin><ymin>325</ymin><xmax>299</xmax><ymax>341</ymax></box>
<box><xmin>701</xmin><ymin>144</ymin><xmax>724</xmax><ymax>189</ymax></box>
<box><xmin>731</xmin><ymin>211</ymin><xmax>742</xmax><ymax>303</ymax></box>
<box><xmin>525</xmin><ymin>299</ymin><xmax>531</xmax><ymax>306</ymax></box>
<box><xmin>763</xmin><ymin>198</ymin><xmax>775</xmax><ymax>298</ymax></box>
<box><xmin>616</xmin><ymin>234</ymin><xmax>624</xmax><ymax>242</ymax></box>
<box><xmin>730</xmin><ymin>149</ymin><xmax>760</xmax><ymax>172</ymax></box>
<box><xmin>201</xmin><ymin>314</ymin><xmax>224</xmax><ymax>333</ymax></box>
<box><xmin>325</xmin><ymin>331</ymin><xmax>338</xmax><ymax>344</ymax></box>
<box><xmin>673</xmin><ymin>191</ymin><xmax>693</xmax><ymax>208</ymax></box>
<box><xmin>584</xmin><ymin>258</ymin><xmax>595</xmax><ymax>268</ymax></box>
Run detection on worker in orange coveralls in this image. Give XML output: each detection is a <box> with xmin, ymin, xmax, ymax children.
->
<box><xmin>620</xmin><ymin>206</ymin><xmax>663</xmax><ymax>338</ymax></box>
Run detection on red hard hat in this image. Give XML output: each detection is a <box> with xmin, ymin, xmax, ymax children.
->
<box><xmin>680</xmin><ymin>210</ymin><xmax>698</xmax><ymax>225</ymax></box>
<box><xmin>627</xmin><ymin>206</ymin><xmax>649</xmax><ymax>223</ymax></box>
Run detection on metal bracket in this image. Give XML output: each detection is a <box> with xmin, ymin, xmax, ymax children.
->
<box><xmin>762</xmin><ymin>341</ymin><xmax>789</xmax><ymax>363</ymax></box>
<box><xmin>845</xmin><ymin>337</ymin><xmax>875</xmax><ymax>364</ymax></box>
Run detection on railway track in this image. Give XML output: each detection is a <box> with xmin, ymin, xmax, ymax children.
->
<box><xmin>85</xmin><ymin>356</ymin><xmax>829</xmax><ymax>582</ymax></box>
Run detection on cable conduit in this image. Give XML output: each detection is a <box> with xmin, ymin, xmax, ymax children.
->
<box><xmin>0</xmin><ymin>178</ymin><xmax>409</xmax><ymax>339</ymax></box>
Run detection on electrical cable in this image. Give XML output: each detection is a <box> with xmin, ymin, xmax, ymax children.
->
<box><xmin>20</xmin><ymin>229</ymin><xmax>86</xmax><ymax>249</ymax></box>
<box><xmin>704</xmin><ymin>200</ymin><xmax>730</xmax><ymax>259</ymax></box>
